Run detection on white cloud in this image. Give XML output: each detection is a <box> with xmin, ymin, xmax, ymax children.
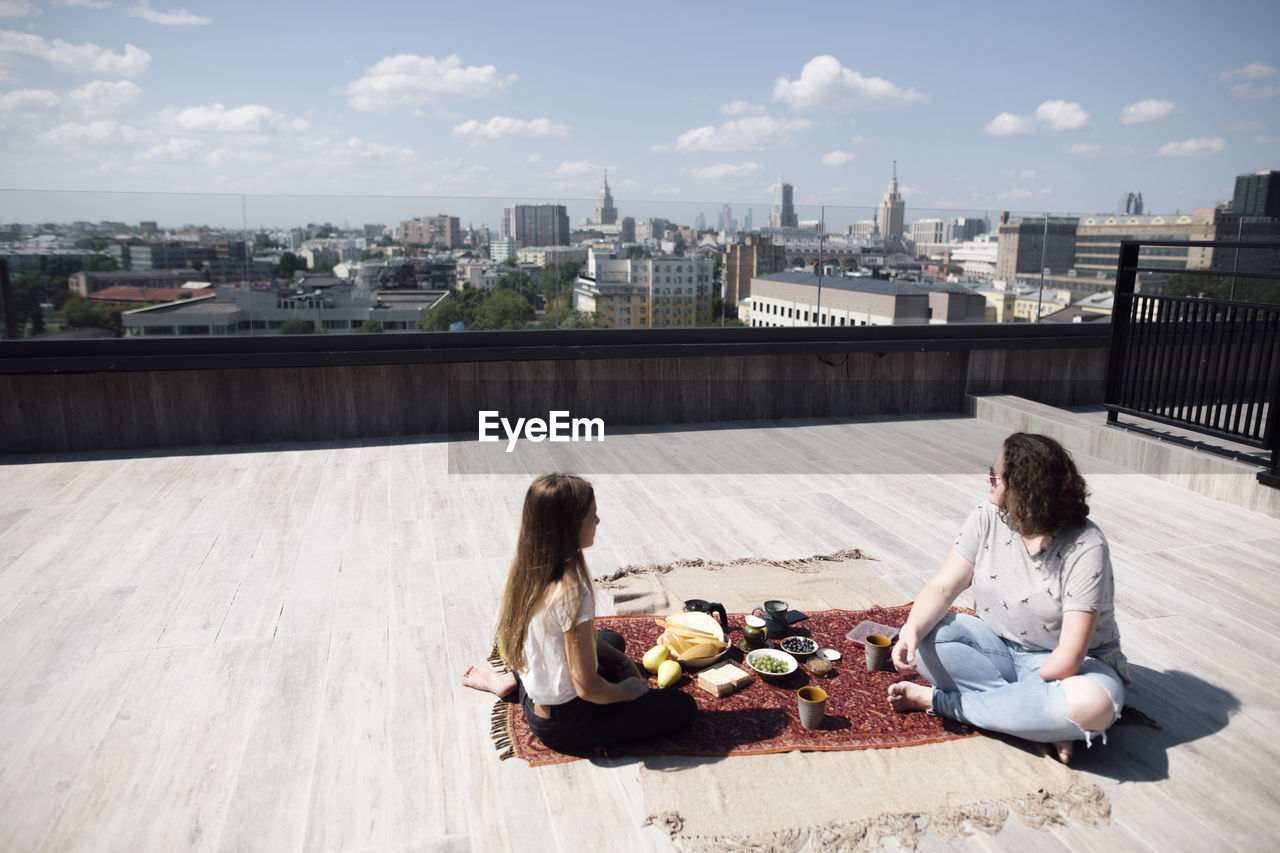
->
<box><xmin>1256</xmin><ymin>135</ymin><xmax>1280</xmax><ymax>144</ymax></box>
<box><xmin>549</xmin><ymin>160</ymin><xmax>602</xmax><ymax>179</ymax></box>
<box><xmin>138</xmin><ymin>136</ymin><xmax>201</xmax><ymax>161</ymax></box>
<box><xmin>345</xmin><ymin>54</ymin><xmax>516</xmax><ymax>112</ymax></box>
<box><xmin>987</xmin><ymin>100</ymin><xmax>1089</xmax><ymax>135</ymax></box>
<box><xmin>157</xmin><ymin>103</ymin><xmax>310</xmax><ymax>134</ymax></box>
<box><xmin>0</xmin><ymin>87</ymin><xmax>58</xmax><ymax>111</ymax></box>
<box><xmin>1223</xmin><ymin>119</ymin><xmax>1265</xmax><ymax>133</ymax></box>
<box><xmin>1218</xmin><ymin>62</ymin><xmax>1280</xmax><ymax>99</ymax></box>
<box><xmin>52</xmin><ymin>0</ymin><xmax>116</xmax><ymax>8</ymax></box>
<box><xmin>339</xmin><ymin>137</ymin><xmax>416</xmax><ymax>162</ymax></box>
<box><xmin>453</xmin><ymin>115</ymin><xmax>569</xmax><ymax>145</ymax></box>
<box><xmin>1119</xmin><ymin>99</ymin><xmax>1176</xmax><ymax>125</ymax></box>
<box><xmin>1230</xmin><ymin>82</ymin><xmax>1280</xmax><ymax>99</ymax></box>
<box><xmin>822</xmin><ymin>150</ymin><xmax>855</xmax><ymax>166</ymax></box>
<box><xmin>850</xmin><ymin>134</ymin><xmax>871</xmax><ymax>144</ymax></box>
<box><xmin>0</xmin><ymin>1</ymin><xmax>35</xmax><ymax>19</ymax></box>
<box><xmin>42</xmin><ymin>118</ymin><xmax>148</xmax><ymax>146</ymax></box>
<box><xmin>0</xmin><ymin>30</ymin><xmax>150</xmax><ymax>76</ymax></box>
<box><xmin>984</xmin><ymin>112</ymin><xmax>1035</xmax><ymax>136</ymax></box>
<box><xmin>1005</xmin><ymin>169</ymin><xmax>1037</xmax><ymax>179</ymax></box>
<box><xmin>1067</xmin><ymin>143</ymin><xmax>1099</xmax><ymax>155</ymax></box>
<box><xmin>69</xmin><ymin>79</ymin><xmax>142</xmax><ymax>114</ymax></box>
<box><xmin>526</xmin><ymin>153</ymin><xmax>541</xmax><ymax>164</ymax></box>
<box><xmin>690</xmin><ymin>161</ymin><xmax>762</xmax><ymax>181</ymax></box>
<box><xmin>772</xmin><ymin>55</ymin><xmax>926</xmax><ymax>111</ymax></box>
<box><xmin>1035</xmin><ymin>99</ymin><xmax>1090</xmax><ymax>131</ymax></box>
<box><xmin>1157</xmin><ymin>136</ymin><xmax>1225</xmax><ymax>157</ymax></box>
<box><xmin>128</xmin><ymin>1</ymin><xmax>209</xmax><ymax>26</ymax></box>
<box><xmin>1217</xmin><ymin>61</ymin><xmax>1277</xmax><ymax>82</ymax></box>
<box><xmin>997</xmin><ymin>188</ymin><xmax>1034</xmax><ymax>200</ymax></box>
<box><xmin>650</xmin><ymin>186</ymin><xmax>682</xmax><ymax>197</ymax></box>
<box><xmin>720</xmin><ymin>100</ymin><xmax>765</xmax><ymax>115</ymax></box>
<box><xmin>675</xmin><ymin>115</ymin><xmax>814</xmax><ymax>152</ymax></box>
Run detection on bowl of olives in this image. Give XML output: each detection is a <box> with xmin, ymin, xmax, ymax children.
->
<box><xmin>745</xmin><ymin>648</ymin><xmax>798</xmax><ymax>682</ymax></box>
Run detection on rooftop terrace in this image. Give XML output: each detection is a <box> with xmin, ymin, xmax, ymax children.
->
<box><xmin>2</xmin><ymin>398</ymin><xmax>1278</xmax><ymax>851</ymax></box>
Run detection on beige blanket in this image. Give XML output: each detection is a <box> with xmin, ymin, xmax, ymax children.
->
<box><xmin>597</xmin><ymin>551</ymin><xmax>1110</xmax><ymax>851</ymax></box>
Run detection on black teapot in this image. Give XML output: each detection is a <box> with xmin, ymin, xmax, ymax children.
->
<box><xmin>683</xmin><ymin>598</ymin><xmax>730</xmax><ymax>636</ymax></box>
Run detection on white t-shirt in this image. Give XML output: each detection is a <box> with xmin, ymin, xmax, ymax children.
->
<box><xmin>954</xmin><ymin>502</ymin><xmax>1130</xmax><ymax>683</ymax></box>
<box><xmin>519</xmin><ymin>580</ymin><xmax>594</xmax><ymax>705</ymax></box>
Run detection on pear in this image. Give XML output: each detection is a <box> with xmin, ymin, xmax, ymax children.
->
<box><xmin>656</xmin><ymin>659</ymin><xmax>682</xmax><ymax>689</ymax></box>
<box><xmin>642</xmin><ymin>644</ymin><xmax>669</xmax><ymax>674</ymax></box>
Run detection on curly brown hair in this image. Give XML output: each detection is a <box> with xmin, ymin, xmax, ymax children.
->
<box><xmin>998</xmin><ymin>433</ymin><xmax>1090</xmax><ymax>536</ymax></box>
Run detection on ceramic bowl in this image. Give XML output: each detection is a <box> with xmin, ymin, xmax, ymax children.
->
<box><xmin>778</xmin><ymin>636</ymin><xmax>817</xmax><ymax>658</ymax></box>
<box><xmin>745</xmin><ymin>648</ymin><xmax>798</xmax><ymax>682</ymax></box>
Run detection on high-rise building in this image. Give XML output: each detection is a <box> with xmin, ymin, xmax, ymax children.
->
<box><xmin>717</xmin><ymin>204</ymin><xmax>734</xmax><ymax>232</ymax></box>
<box><xmin>1122</xmin><ymin>192</ymin><xmax>1144</xmax><ymax>215</ymax></box>
<box><xmin>743</xmin><ymin>208</ymin><xmax>753</xmax><ymax>231</ymax></box>
<box><xmin>501</xmin><ymin>204</ymin><xmax>570</xmax><ymax>247</ymax></box>
<box><xmin>695</xmin><ymin>212</ymin><xmax>707</xmax><ymax>231</ymax></box>
<box><xmin>724</xmin><ymin>235</ymin><xmax>787</xmax><ymax>307</ymax></box>
<box><xmin>593</xmin><ymin>173</ymin><xmax>618</xmax><ymax>225</ymax></box>
<box><xmin>877</xmin><ymin>162</ymin><xmax>905</xmax><ymax>243</ymax></box>
<box><xmin>770</xmin><ymin>177</ymin><xmax>797</xmax><ymax>228</ymax></box>
<box><xmin>400</xmin><ymin>215</ymin><xmax>460</xmax><ymax>249</ymax></box>
<box><xmin>1231</xmin><ymin>171</ymin><xmax>1280</xmax><ymax>217</ymax></box>
<box><xmin>994</xmin><ymin>215</ymin><xmax>1079</xmax><ymax>280</ymax></box>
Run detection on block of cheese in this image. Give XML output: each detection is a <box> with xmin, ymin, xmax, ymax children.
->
<box><xmin>697</xmin><ymin>662</ymin><xmax>753</xmax><ymax>697</ymax></box>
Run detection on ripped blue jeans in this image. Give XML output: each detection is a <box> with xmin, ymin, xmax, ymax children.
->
<box><xmin>914</xmin><ymin>613</ymin><xmax>1125</xmax><ymax>746</ymax></box>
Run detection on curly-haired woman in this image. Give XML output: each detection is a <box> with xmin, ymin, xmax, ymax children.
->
<box><xmin>887</xmin><ymin>433</ymin><xmax>1129</xmax><ymax>764</ymax></box>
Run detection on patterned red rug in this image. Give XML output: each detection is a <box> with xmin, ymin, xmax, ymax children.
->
<box><xmin>490</xmin><ymin>605</ymin><xmax>977</xmax><ymax>766</ymax></box>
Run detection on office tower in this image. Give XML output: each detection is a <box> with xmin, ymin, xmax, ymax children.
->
<box><xmin>593</xmin><ymin>173</ymin><xmax>618</xmax><ymax>225</ymax></box>
<box><xmin>877</xmin><ymin>162</ymin><xmax>905</xmax><ymax>243</ymax></box>
<box><xmin>718</xmin><ymin>204</ymin><xmax>733</xmax><ymax>231</ymax></box>
<box><xmin>743</xmin><ymin>208</ymin><xmax>753</xmax><ymax>231</ymax></box>
<box><xmin>501</xmin><ymin>204</ymin><xmax>570</xmax><ymax>247</ymax></box>
<box><xmin>695</xmin><ymin>212</ymin><xmax>707</xmax><ymax>231</ymax></box>
<box><xmin>1231</xmin><ymin>171</ymin><xmax>1280</xmax><ymax>217</ymax></box>
<box><xmin>1123</xmin><ymin>192</ymin><xmax>1144</xmax><ymax>215</ymax></box>
<box><xmin>770</xmin><ymin>177</ymin><xmax>797</xmax><ymax>228</ymax></box>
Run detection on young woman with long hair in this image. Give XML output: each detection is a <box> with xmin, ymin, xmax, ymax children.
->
<box><xmin>461</xmin><ymin>473</ymin><xmax>696</xmax><ymax>753</ymax></box>
<box><xmin>887</xmin><ymin>433</ymin><xmax>1129</xmax><ymax>764</ymax></box>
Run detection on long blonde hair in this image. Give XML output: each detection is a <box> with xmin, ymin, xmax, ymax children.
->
<box><xmin>496</xmin><ymin>473</ymin><xmax>595</xmax><ymax>672</ymax></box>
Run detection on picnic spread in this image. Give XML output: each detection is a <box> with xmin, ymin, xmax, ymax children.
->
<box><xmin>490</xmin><ymin>604</ymin><xmax>978</xmax><ymax>766</ymax></box>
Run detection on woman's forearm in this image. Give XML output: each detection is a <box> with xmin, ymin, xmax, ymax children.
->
<box><xmin>574</xmin><ymin>672</ymin><xmax>646</xmax><ymax>703</ymax></box>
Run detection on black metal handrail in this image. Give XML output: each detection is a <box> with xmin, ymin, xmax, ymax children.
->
<box><xmin>1105</xmin><ymin>240</ymin><xmax>1280</xmax><ymax>485</ymax></box>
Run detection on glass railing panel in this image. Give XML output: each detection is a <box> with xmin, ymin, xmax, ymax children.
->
<box><xmin>5</xmin><ymin>187</ymin><xmax>1276</xmax><ymax>342</ymax></box>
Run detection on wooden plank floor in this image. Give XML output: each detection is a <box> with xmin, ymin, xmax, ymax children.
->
<box><xmin>2</xmin><ymin>411</ymin><xmax>1279</xmax><ymax>852</ymax></box>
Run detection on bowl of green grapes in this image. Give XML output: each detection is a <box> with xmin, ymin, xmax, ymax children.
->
<box><xmin>745</xmin><ymin>648</ymin><xmax>798</xmax><ymax>682</ymax></box>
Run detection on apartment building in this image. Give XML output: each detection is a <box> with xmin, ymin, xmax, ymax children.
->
<box><xmin>573</xmin><ymin>250</ymin><xmax>714</xmax><ymax>328</ymax></box>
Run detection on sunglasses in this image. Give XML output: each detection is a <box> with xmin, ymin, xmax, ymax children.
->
<box><xmin>987</xmin><ymin>467</ymin><xmax>1003</xmax><ymax>486</ymax></box>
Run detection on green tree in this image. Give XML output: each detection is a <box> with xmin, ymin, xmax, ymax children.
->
<box><xmin>277</xmin><ymin>252</ymin><xmax>305</xmax><ymax>279</ymax></box>
<box><xmin>1163</xmin><ymin>269</ymin><xmax>1280</xmax><ymax>304</ymax></box>
<box><xmin>473</xmin><ymin>289</ymin><xmax>534</xmax><ymax>330</ymax></box>
<box><xmin>359</xmin><ymin>319</ymin><xmax>385</xmax><ymax>333</ymax></box>
<box><xmin>280</xmin><ymin>318</ymin><xmax>316</xmax><ymax>334</ymax></box>
<box><xmin>537</xmin><ymin>308</ymin><xmax>600</xmax><ymax>329</ymax></box>
<box><xmin>62</xmin><ymin>296</ymin><xmax>125</xmax><ymax>336</ymax></box>
<box><xmin>418</xmin><ymin>298</ymin><xmax>464</xmax><ymax>331</ymax></box>
<box><xmin>2</xmin><ymin>271</ymin><xmax>47</xmax><ymax>336</ymax></box>
<box><xmin>672</xmin><ymin>236</ymin><xmax>687</xmax><ymax>256</ymax></box>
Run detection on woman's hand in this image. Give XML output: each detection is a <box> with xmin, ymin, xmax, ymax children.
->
<box><xmin>1039</xmin><ymin>610</ymin><xmax>1099</xmax><ymax>681</ymax></box>
<box><xmin>892</xmin><ymin>627</ymin><xmax>919</xmax><ymax>676</ymax></box>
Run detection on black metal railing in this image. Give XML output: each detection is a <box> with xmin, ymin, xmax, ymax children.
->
<box><xmin>1105</xmin><ymin>240</ymin><xmax>1280</xmax><ymax>485</ymax></box>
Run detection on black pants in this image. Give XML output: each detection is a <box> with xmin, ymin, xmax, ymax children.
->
<box><xmin>520</xmin><ymin>630</ymin><xmax>697</xmax><ymax>753</ymax></box>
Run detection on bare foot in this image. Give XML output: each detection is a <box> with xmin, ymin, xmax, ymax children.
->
<box><xmin>461</xmin><ymin>664</ymin><xmax>517</xmax><ymax>698</ymax></box>
<box><xmin>887</xmin><ymin>681</ymin><xmax>933</xmax><ymax>712</ymax></box>
<box><xmin>1052</xmin><ymin>740</ymin><xmax>1074</xmax><ymax>764</ymax></box>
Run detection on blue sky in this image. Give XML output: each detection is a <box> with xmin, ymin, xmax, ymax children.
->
<box><xmin>1</xmin><ymin>0</ymin><xmax>1277</xmax><ymax>229</ymax></box>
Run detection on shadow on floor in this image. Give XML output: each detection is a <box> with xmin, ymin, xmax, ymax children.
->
<box><xmin>1065</xmin><ymin>665</ymin><xmax>1238</xmax><ymax>782</ymax></box>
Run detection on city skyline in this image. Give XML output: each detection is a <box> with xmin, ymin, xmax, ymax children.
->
<box><xmin>0</xmin><ymin>0</ymin><xmax>1277</xmax><ymax>226</ymax></box>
